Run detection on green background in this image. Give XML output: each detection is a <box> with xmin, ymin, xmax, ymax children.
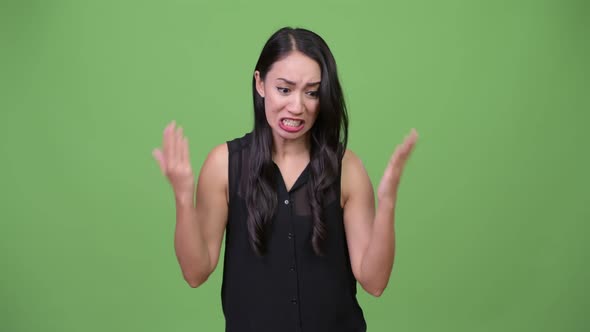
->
<box><xmin>1</xmin><ymin>0</ymin><xmax>589</xmax><ymax>331</ymax></box>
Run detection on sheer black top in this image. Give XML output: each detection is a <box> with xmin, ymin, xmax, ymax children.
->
<box><xmin>221</xmin><ymin>133</ymin><xmax>367</xmax><ymax>332</ymax></box>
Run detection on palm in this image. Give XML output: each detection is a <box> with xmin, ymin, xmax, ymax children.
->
<box><xmin>377</xmin><ymin>128</ymin><xmax>418</xmax><ymax>201</ymax></box>
<box><xmin>153</xmin><ymin>121</ymin><xmax>195</xmax><ymax>198</ymax></box>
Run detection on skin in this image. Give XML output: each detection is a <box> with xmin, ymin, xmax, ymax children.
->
<box><xmin>254</xmin><ymin>51</ymin><xmax>321</xmax><ymax>189</ymax></box>
<box><xmin>152</xmin><ymin>50</ymin><xmax>418</xmax><ymax>296</ymax></box>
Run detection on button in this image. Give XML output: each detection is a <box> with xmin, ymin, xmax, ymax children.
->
<box><xmin>284</xmin><ymin>199</ymin><xmax>289</xmax><ymax>205</ymax></box>
<box><xmin>291</xmin><ymin>298</ymin><xmax>297</xmax><ymax>304</ymax></box>
<box><xmin>290</xmin><ymin>266</ymin><xmax>295</xmax><ymax>272</ymax></box>
<box><xmin>288</xmin><ymin>232</ymin><xmax>293</xmax><ymax>239</ymax></box>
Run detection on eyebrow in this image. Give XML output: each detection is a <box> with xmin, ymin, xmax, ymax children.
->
<box><xmin>277</xmin><ymin>78</ymin><xmax>321</xmax><ymax>86</ymax></box>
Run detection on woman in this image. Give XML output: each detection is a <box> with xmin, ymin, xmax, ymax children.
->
<box><xmin>153</xmin><ymin>27</ymin><xmax>418</xmax><ymax>332</ymax></box>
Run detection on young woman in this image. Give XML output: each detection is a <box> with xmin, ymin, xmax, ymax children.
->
<box><xmin>153</xmin><ymin>27</ymin><xmax>418</xmax><ymax>332</ymax></box>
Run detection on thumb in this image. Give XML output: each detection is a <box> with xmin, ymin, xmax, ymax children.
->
<box><xmin>152</xmin><ymin>148</ymin><xmax>166</xmax><ymax>174</ymax></box>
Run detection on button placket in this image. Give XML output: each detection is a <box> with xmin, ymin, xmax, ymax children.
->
<box><xmin>286</xmin><ymin>193</ymin><xmax>300</xmax><ymax>317</ymax></box>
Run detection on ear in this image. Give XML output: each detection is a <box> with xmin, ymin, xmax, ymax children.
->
<box><xmin>254</xmin><ymin>71</ymin><xmax>265</xmax><ymax>98</ymax></box>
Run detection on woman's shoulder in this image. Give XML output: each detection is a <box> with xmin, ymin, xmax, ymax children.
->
<box><xmin>226</xmin><ymin>132</ymin><xmax>253</xmax><ymax>153</ymax></box>
<box><xmin>200</xmin><ymin>143</ymin><xmax>229</xmax><ymax>181</ymax></box>
<box><xmin>341</xmin><ymin>148</ymin><xmax>373</xmax><ymax>206</ymax></box>
<box><xmin>201</xmin><ymin>132</ymin><xmax>254</xmax><ymax>181</ymax></box>
<box><xmin>207</xmin><ymin>142</ymin><xmax>229</xmax><ymax>161</ymax></box>
<box><xmin>206</xmin><ymin>132</ymin><xmax>252</xmax><ymax>161</ymax></box>
<box><xmin>342</xmin><ymin>148</ymin><xmax>370</xmax><ymax>187</ymax></box>
<box><xmin>342</xmin><ymin>148</ymin><xmax>366</xmax><ymax>172</ymax></box>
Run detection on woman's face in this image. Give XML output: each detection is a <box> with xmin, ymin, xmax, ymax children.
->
<box><xmin>255</xmin><ymin>51</ymin><xmax>321</xmax><ymax>144</ymax></box>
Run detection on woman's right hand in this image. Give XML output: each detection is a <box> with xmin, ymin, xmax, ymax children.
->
<box><xmin>152</xmin><ymin>121</ymin><xmax>196</xmax><ymax>201</ymax></box>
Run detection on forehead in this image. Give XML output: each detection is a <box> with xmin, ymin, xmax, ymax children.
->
<box><xmin>266</xmin><ymin>51</ymin><xmax>321</xmax><ymax>82</ymax></box>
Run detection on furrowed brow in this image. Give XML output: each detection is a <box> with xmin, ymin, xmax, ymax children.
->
<box><xmin>276</xmin><ymin>78</ymin><xmax>321</xmax><ymax>87</ymax></box>
<box><xmin>277</xmin><ymin>78</ymin><xmax>296</xmax><ymax>85</ymax></box>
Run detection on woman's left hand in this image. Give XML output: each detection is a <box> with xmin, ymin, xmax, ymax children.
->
<box><xmin>377</xmin><ymin>128</ymin><xmax>419</xmax><ymax>203</ymax></box>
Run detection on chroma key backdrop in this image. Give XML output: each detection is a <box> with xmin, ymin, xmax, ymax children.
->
<box><xmin>1</xmin><ymin>0</ymin><xmax>588</xmax><ymax>331</ymax></box>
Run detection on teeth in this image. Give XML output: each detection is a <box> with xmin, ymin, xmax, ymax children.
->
<box><xmin>282</xmin><ymin>119</ymin><xmax>302</xmax><ymax>127</ymax></box>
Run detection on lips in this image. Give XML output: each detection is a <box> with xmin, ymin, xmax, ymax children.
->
<box><xmin>279</xmin><ymin>117</ymin><xmax>305</xmax><ymax>133</ymax></box>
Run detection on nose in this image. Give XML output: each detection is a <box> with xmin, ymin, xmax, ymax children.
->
<box><xmin>287</xmin><ymin>94</ymin><xmax>304</xmax><ymax>115</ymax></box>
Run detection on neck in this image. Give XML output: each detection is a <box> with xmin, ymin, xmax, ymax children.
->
<box><xmin>272</xmin><ymin>133</ymin><xmax>310</xmax><ymax>162</ymax></box>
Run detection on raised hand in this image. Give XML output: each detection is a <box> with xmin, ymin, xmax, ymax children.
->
<box><xmin>377</xmin><ymin>128</ymin><xmax>419</xmax><ymax>203</ymax></box>
<box><xmin>152</xmin><ymin>121</ymin><xmax>195</xmax><ymax>200</ymax></box>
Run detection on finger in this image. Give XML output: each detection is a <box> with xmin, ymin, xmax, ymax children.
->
<box><xmin>388</xmin><ymin>145</ymin><xmax>402</xmax><ymax>166</ymax></box>
<box><xmin>163</xmin><ymin>122</ymin><xmax>174</xmax><ymax>165</ymax></box>
<box><xmin>180</xmin><ymin>137</ymin><xmax>188</xmax><ymax>164</ymax></box>
<box><xmin>399</xmin><ymin>141</ymin><xmax>413</xmax><ymax>162</ymax></box>
<box><xmin>390</xmin><ymin>144</ymin><xmax>410</xmax><ymax>168</ymax></box>
<box><xmin>152</xmin><ymin>148</ymin><xmax>166</xmax><ymax>174</ymax></box>
<box><xmin>407</xmin><ymin>129</ymin><xmax>418</xmax><ymax>147</ymax></box>
<box><xmin>177</xmin><ymin>126</ymin><xmax>185</xmax><ymax>163</ymax></box>
<box><xmin>182</xmin><ymin>137</ymin><xmax>190</xmax><ymax>164</ymax></box>
<box><xmin>399</xmin><ymin>140</ymin><xmax>417</xmax><ymax>165</ymax></box>
<box><xmin>169</xmin><ymin>121</ymin><xmax>178</xmax><ymax>164</ymax></box>
<box><xmin>400</xmin><ymin>130</ymin><xmax>418</xmax><ymax>155</ymax></box>
<box><xmin>175</xmin><ymin>125</ymin><xmax>183</xmax><ymax>163</ymax></box>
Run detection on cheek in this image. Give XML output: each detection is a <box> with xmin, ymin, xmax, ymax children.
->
<box><xmin>264</xmin><ymin>97</ymin><xmax>282</xmax><ymax>125</ymax></box>
<box><xmin>264</xmin><ymin>95</ymin><xmax>285</xmax><ymax>113</ymax></box>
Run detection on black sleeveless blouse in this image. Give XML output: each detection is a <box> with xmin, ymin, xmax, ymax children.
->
<box><xmin>221</xmin><ymin>133</ymin><xmax>367</xmax><ymax>332</ymax></box>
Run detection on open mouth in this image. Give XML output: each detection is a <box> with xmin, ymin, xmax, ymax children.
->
<box><xmin>281</xmin><ymin>118</ymin><xmax>302</xmax><ymax>127</ymax></box>
<box><xmin>279</xmin><ymin>118</ymin><xmax>305</xmax><ymax>132</ymax></box>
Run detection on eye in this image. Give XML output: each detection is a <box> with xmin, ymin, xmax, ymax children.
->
<box><xmin>276</xmin><ymin>87</ymin><xmax>290</xmax><ymax>94</ymax></box>
<box><xmin>306</xmin><ymin>90</ymin><xmax>319</xmax><ymax>98</ymax></box>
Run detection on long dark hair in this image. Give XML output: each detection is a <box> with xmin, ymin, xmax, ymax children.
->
<box><xmin>246</xmin><ymin>27</ymin><xmax>348</xmax><ymax>256</ymax></box>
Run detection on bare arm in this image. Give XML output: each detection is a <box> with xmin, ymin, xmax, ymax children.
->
<box><xmin>342</xmin><ymin>150</ymin><xmax>391</xmax><ymax>297</ymax></box>
<box><xmin>175</xmin><ymin>143</ymin><xmax>228</xmax><ymax>288</ymax></box>
<box><xmin>342</xmin><ymin>130</ymin><xmax>418</xmax><ymax>297</ymax></box>
<box><xmin>153</xmin><ymin>121</ymin><xmax>228</xmax><ymax>288</ymax></box>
